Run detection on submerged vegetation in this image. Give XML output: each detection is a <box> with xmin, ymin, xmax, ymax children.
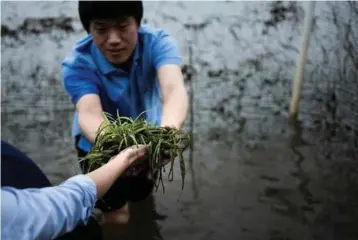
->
<box><xmin>80</xmin><ymin>112</ymin><xmax>191</xmax><ymax>192</ymax></box>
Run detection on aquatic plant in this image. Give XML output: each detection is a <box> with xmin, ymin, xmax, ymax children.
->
<box><xmin>80</xmin><ymin>112</ymin><xmax>191</xmax><ymax>193</ymax></box>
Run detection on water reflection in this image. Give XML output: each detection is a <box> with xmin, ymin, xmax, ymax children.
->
<box><xmin>149</xmin><ymin>115</ymin><xmax>358</xmax><ymax>240</ymax></box>
<box><xmin>103</xmin><ymin>195</ymin><xmax>166</xmax><ymax>240</ymax></box>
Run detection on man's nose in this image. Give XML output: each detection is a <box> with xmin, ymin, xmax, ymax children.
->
<box><xmin>107</xmin><ymin>29</ymin><xmax>122</xmax><ymax>46</ymax></box>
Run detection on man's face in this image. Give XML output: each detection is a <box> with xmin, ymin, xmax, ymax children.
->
<box><xmin>89</xmin><ymin>17</ymin><xmax>138</xmax><ymax>66</ymax></box>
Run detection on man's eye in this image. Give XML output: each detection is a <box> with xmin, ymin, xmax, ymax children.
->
<box><xmin>95</xmin><ymin>26</ymin><xmax>106</xmax><ymax>32</ymax></box>
<box><xmin>119</xmin><ymin>24</ymin><xmax>129</xmax><ymax>30</ymax></box>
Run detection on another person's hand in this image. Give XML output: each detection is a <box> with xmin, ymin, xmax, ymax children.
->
<box><xmin>119</xmin><ymin>145</ymin><xmax>148</xmax><ymax>177</ymax></box>
<box><xmin>114</xmin><ymin>145</ymin><xmax>147</xmax><ymax>168</ymax></box>
<box><xmin>87</xmin><ymin>144</ymin><xmax>148</xmax><ymax>198</ymax></box>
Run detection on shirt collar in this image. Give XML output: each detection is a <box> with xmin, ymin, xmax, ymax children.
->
<box><xmin>91</xmin><ymin>35</ymin><xmax>142</xmax><ymax>75</ymax></box>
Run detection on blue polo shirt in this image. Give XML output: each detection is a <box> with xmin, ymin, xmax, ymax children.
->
<box><xmin>62</xmin><ymin>25</ymin><xmax>182</xmax><ymax>152</ymax></box>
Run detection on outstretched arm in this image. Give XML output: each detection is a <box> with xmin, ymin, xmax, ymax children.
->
<box><xmin>158</xmin><ymin>64</ymin><xmax>188</xmax><ymax>130</ymax></box>
<box><xmin>152</xmin><ymin>30</ymin><xmax>189</xmax><ymax>130</ymax></box>
<box><xmin>76</xmin><ymin>94</ymin><xmax>106</xmax><ymax>143</ymax></box>
<box><xmin>62</xmin><ymin>65</ymin><xmax>105</xmax><ymax>144</ymax></box>
<box><xmin>1</xmin><ymin>145</ymin><xmax>147</xmax><ymax>240</ymax></box>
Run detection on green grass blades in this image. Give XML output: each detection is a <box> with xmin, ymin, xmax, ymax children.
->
<box><xmin>80</xmin><ymin>112</ymin><xmax>191</xmax><ymax>193</ymax></box>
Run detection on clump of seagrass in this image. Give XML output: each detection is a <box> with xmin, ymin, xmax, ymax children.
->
<box><xmin>80</xmin><ymin>112</ymin><xmax>191</xmax><ymax>193</ymax></box>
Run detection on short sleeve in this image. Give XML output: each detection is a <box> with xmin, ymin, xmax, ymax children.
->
<box><xmin>151</xmin><ymin>30</ymin><xmax>182</xmax><ymax>70</ymax></box>
<box><xmin>62</xmin><ymin>63</ymin><xmax>99</xmax><ymax>105</ymax></box>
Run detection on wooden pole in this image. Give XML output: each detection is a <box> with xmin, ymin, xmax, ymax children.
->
<box><xmin>188</xmin><ymin>44</ymin><xmax>194</xmax><ymax>166</ymax></box>
<box><xmin>289</xmin><ymin>1</ymin><xmax>316</xmax><ymax>120</ymax></box>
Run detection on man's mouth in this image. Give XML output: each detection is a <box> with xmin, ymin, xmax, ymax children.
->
<box><xmin>107</xmin><ymin>49</ymin><xmax>124</xmax><ymax>54</ymax></box>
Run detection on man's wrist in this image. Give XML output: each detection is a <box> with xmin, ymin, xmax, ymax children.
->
<box><xmin>160</xmin><ymin>121</ymin><xmax>182</xmax><ymax>130</ymax></box>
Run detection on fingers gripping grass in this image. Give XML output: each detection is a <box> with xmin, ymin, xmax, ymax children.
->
<box><xmin>80</xmin><ymin>112</ymin><xmax>191</xmax><ymax>193</ymax></box>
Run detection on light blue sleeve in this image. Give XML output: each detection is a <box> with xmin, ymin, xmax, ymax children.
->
<box><xmin>151</xmin><ymin>29</ymin><xmax>182</xmax><ymax>70</ymax></box>
<box><xmin>1</xmin><ymin>175</ymin><xmax>97</xmax><ymax>240</ymax></box>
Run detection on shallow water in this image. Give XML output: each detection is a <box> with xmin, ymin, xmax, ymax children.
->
<box><xmin>1</xmin><ymin>1</ymin><xmax>358</xmax><ymax>240</ymax></box>
<box><xmin>98</xmin><ymin>117</ymin><xmax>357</xmax><ymax>240</ymax></box>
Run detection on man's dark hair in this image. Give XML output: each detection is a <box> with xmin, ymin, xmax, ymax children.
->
<box><xmin>78</xmin><ymin>1</ymin><xmax>143</xmax><ymax>32</ymax></box>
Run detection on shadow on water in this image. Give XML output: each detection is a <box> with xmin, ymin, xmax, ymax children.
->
<box><xmin>186</xmin><ymin>42</ymin><xmax>199</xmax><ymax>202</ymax></box>
<box><xmin>288</xmin><ymin>120</ymin><xmax>319</xmax><ymax>224</ymax></box>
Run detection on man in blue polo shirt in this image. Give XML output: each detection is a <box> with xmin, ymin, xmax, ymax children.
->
<box><xmin>62</xmin><ymin>0</ymin><xmax>188</xmax><ymax>221</ymax></box>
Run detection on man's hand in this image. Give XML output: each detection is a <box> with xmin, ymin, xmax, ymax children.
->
<box><xmin>159</xmin><ymin>126</ymin><xmax>190</xmax><ymax>168</ymax></box>
<box><xmin>161</xmin><ymin>142</ymin><xmax>189</xmax><ymax>166</ymax></box>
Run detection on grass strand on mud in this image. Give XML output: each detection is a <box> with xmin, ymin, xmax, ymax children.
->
<box><xmin>80</xmin><ymin>112</ymin><xmax>191</xmax><ymax>193</ymax></box>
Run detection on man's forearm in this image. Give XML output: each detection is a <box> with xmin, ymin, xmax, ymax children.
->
<box><xmin>160</xmin><ymin>87</ymin><xmax>189</xmax><ymax>129</ymax></box>
<box><xmin>78</xmin><ymin>112</ymin><xmax>105</xmax><ymax>143</ymax></box>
